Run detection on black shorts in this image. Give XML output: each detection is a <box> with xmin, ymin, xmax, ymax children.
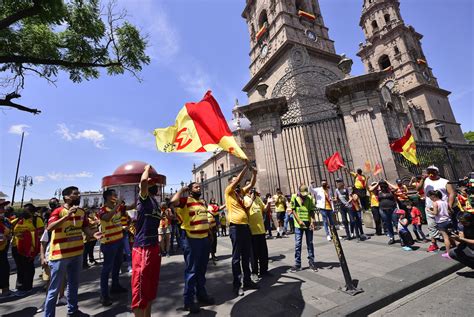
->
<box><xmin>436</xmin><ymin>221</ymin><xmax>453</xmax><ymax>232</ymax></box>
<box><xmin>276</xmin><ymin>211</ymin><xmax>286</xmax><ymax>222</ymax></box>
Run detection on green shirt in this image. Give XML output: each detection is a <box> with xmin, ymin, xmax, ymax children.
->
<box><xmin>290</xmin><ymin>194</ymin><xmax>315</xmax><ymax>228</ymax></box>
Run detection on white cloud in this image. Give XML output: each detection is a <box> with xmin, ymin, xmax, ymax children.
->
<box><xmin>46</xmin><ymin>171</ymin><xmax>93</xmax><ymax>181</ymax></box>
<box><xmin>8</xmin><ymin>124</ymin><xmax>30</xmax><ymax>136</ymax></box>
<box><xmin>119</xmin><ymin>0</ymin><xmax>180</xmax><ymax>61</ymax></box>
<box><xmin>179</xmin><ymin>65</ymin><xmax>212</xmax><ymax>99</ymax></box>
<box><xmin>56</xmin><ymin>123</ymin><xmax>105</xmax><ymax>149</ymax></box>
<box><xmin>34</xmin><ymin>176</ymin><xmax>46</xmax><ymax>184</ymax></box>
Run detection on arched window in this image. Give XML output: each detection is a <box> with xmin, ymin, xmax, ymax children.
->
<box><xmin>295</xmin><ymin>0</ymin><xmax>309</xmax><ymax>13</ymax></box>
<box><xmin>394</xmin><ymin>46</ymin><xmax>400</xmax><ymax>55</ymax></box>
<box><xmin>384</xmin><ymin>14</ymin><xmax>391</xmax><ymax>23</ymax></box>
<box><xmin>371</xmin><ymin>20</ymin><xmax>379</xmax><ymax>31</ymax></box>
<box><xmin>258</xmin><ymin>10</ymin><xmax>268</xmax><ymax>28</ymax></box>
<box><xmin>379</xmin><ymin>54</ymin><xmax>391</xmax><ymax>69</ymax></box>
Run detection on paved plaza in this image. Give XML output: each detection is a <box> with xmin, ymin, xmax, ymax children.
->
<box><xmin>0</xmin><ymin>221</ymin><xmax>466</xmax><ymax>317</ymax></box>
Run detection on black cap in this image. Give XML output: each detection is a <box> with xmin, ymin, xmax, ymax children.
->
<box><xmin>335</xmin><ymin>178</ymin><xmax>343</xmax><ymax>183</ymax></box>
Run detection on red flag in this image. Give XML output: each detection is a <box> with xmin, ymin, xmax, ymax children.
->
<box><xmin>373</xmin><ymin>163</ymin><xmax>383</xmax><ymax>176</ymax></box>
<box><xmin>324</xmin><ymin>152</ymin><xmax>345</xmax><ymax>173</ymax></box>
<box><xmin>390</xmin><ymin>123</ymin><xmax>418</xmax><ymax>165</ymax></box>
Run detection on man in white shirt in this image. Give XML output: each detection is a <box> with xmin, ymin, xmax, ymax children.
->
<box><xmin>416</xmin><ymin>165</ymin><xmax>455</xmax><ymax>252</ymax></box>
<box><xmin>310</xmin><ymin>180</ymin><xmax>335</xmax><ymax>241</ymax></box>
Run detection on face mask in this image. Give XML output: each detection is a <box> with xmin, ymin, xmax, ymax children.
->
<box><xmin>191</xmin><ymin>191</ymin><xmax>201</xmax><ymax>199</ymax></box>
<box><xmin>71</xmin><ymin>198</ymin><xmax>81</xmax><ymax>206</ymax></box>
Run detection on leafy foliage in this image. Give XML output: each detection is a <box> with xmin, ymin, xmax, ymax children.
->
<box><xmin>464</xmin><ymin>131</ymin><xmax>474</xmax><ymax>143</ymax></box>
<box><xmin>0</xmin><ymin>0</ymin><xmax>150</xmax><ymax>114</ymax></box>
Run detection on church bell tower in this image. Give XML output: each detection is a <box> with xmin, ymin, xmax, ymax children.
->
<box><xmin>357</xmin><ymin>0</ymin><xmax>465</xmax><ymax>143</ymax></box>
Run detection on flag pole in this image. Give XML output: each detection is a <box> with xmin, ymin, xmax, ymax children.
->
<box><xmin>11</xmin><ymin>131</ymin><xmax>25</xmax><ymax>206</ymax></box>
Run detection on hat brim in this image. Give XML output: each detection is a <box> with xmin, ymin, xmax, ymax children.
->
<box><xmin>0</xmin><ymin>201</ymin><xmax>11</xmax><ymax>207</ymax></box>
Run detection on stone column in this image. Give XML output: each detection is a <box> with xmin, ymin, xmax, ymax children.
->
<box><xmin>238</xmin><ymin>97</ymin><xmax>290</xmax><ymax>195</ymax></box>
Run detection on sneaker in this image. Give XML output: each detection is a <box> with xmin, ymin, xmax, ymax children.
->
<box><xmin>289</xmin><ymin>266</ymin><xmax>301</xmax><ymax>273</ymax></box>
<box><xmin>197</xmin><ymin>295</ymin><xmax>215</xmax><ymax>305</ymax></box>
<box><xmin>309</xmin><ymin>262</ymin><xmax>318</xmax><ymax>272</ymax></box>
<box><xmin>184</xmin><ymin>302</ymin><xmax>201</xmax><ymax>313</ymax></box>
<box><xmin>276</xmin><ymin>234</ymin><xmax>281</xmax><ymax>239</ymax></box>
<box><xmin>67</xmin><ymin>310</ymin><xmax>85</xmax><ymax>317</ymax></box>
<box><xmin>57</xmin><ymin>296</ymin><xmax>68</xmax><ymax>306</ymax></box>
<box><xmin>251</xmin><ymin>273</ymin><xmax>260</xmax><ymax>282</ymax></box>
<box><xmin>388</xmin><ymin>238</ymin><xmax>395</xmax><ymax>245</ymax></box>
<box><xmin>233</xmin><ymin>286</ymin><xmax>244</xmax><ymax>296</ymax></box>
<box><xmin>100</xmin><ymin>296</ymin><xmax>113</xmax><ymax>306</ymax></box>
<box><xmin>441</xmin><ymin>252</ymin><xmax>451</xmax><ymax>259</ymax></box>
<box><xmin>427</xmin><ymin>244</ymin><xmax>439</xmax><ymax>252</ymax></box>
<box><xmin>36</xmin><ymin>305</ymin><xmax>45</xmax><ymax>313</ymax></box>
<box><xmin>110</xmin><ymin>285</ymin><xmax>128</xmax><ymax>294</ymax></box>
<box><xmin>326</xmin><ymin>235</ymin><xmax>332</xmax><ymax>241</ymax></box>
<box><xmin>402</xmin><ymin>246</ymin><xmax>413</xmax><ymax>251</ymax></box>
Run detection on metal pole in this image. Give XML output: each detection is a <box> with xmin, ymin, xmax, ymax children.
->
<box><xmin>217</xmin><ymin>170</ymin><xmax>223</xmax><ymax>205</ymax></box>
<box><xmin>329</xmin><ymin>224</ymin><xmax>364</xmax><ymax>296</ymax></box>
<box><xmin>20</xmin><ymin>178</ymin><xmax>27</xmax><ymax>208</ymax></box>
<box><xmin>444</xmin><ymin>145</ymin><xmax>458</xmax><ymax>180</ymax></box>
<box><xmin>11</xmin><ymin>131</ymin><xmax>25</xmax><ymax>205</ymax></box>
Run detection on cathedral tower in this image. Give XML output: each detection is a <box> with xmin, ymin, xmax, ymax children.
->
<box><xmin>357</xmin><ymin>0</ymin><xmax>465</xmax><ymax>143</ymax></box>
<box><xmin>241</xmin><ymin>0</ymin><xmax>343</xmax><ymax>124</ymax></box>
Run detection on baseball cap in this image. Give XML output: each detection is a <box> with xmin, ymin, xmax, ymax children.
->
<box><xmin>395</xmin><ymin>209</ymin><xmax>405</xmax><ymax>215</ymax></box>
<box><xmin>335</xmin><ymin>178</ymin><xmax>343</xmax><ymax>183</ymax></box>
<box><xmin>427</xmin><ymin>165</ymin><xmax>439</xmax><ymax>172</ymax></box>
<box><xmin>299</xmin><ymin>185</ymin><xmax>309</xmax><ymax>196</ymax></box>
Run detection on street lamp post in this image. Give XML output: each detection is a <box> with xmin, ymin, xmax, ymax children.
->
<box><xmin>434</xmin><ymin>122</ymin><xmax>458</xmax><ymax>180</ymax></box>
<box><xmin>217</xmin><ymin>168</ymin><xmax>223</xmax><ymax>205</ymax></box>
<box><xmin>200</xmin><ymin>170</ymin><xmax>205</xmax><ymax>197</ymax></box>
<box><xmin>54</xmin><ymin>188</ymin><xmax>62</xmax><ymax>200</ymax></box>
<box><xmin>11</xmin><ymin>131</ymin><xmax>25</xmax><ymax>206</ymax></box>
<box><xmin>17</xmin><ymin>175</ymin><xmax>33</xmax><ymax>208</ymax></box>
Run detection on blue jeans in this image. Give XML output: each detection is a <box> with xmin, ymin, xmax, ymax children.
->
<box><xmin>349</xmin><ymin>210</ymin><xmax>364</xmax><ymax>238</ymax></box>
<box><xmin>284</xmin><ymin>212</ymin><xmax>289</xmax><ymax>232</ymax></box>
<box><xmin>229</xmin><ymin>224</ymin><xmax>252</xmax><ymax>287</ymax></box>
<box><xmin>44</xmin><ymin>255</ymin><xmax>81</xmax><ymax>317</ymax></box>
<box><xmin>182</xmin><ymin>233</ymin><xmax>210</xmax><ymax>305</ymax></box>
<box><xmin>339</xmin><ymin>206</ymin><xmax>354</xmax><ymax>238</ymax></box>
<box><xmin>100</xmin><ymin>241</ymin><xmax>123</xmax><ymax>297</ymax></box>
<box><xmin>320</xmin><ymin>209</ymin><xmax>335</xmax><ymax>236</ymax></box>
<box><xmin>380</xmin><ymin>208</ymin><xmax>395</xmax><ymax>239</ymax></box>
<box><xmin>294</xmin><ymin>227</ymin><xmax>314</xmax><ymax>268</ymax></box>
<box><xmin>122</xmin><ymin>232</ymin><xmax>131</xmax><ymax>264</ymax></box>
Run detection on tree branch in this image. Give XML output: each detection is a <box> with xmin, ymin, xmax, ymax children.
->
<box><xmin>0</xmin><ymin>0</ymin><xmax>42</xmax><ymax>30</ymax></box>
<box><xmin>0</xmin><ymin>55</ymin><xmax>121</xmax><ymax>68</ymax></box>
<box><xmin>0</xmin><ymin>93</ymin><xmax>41</xmax><ymax>114</ymax></box>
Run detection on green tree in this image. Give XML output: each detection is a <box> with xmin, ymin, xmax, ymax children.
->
<box><xmin>0</xmin><ymin>0</ymin><xmax>150</xmax><ymax>114</ymax></box>
<box><xmin>464</xmin><ymin>131</ymin><xmax>474</xmax><ymax>143</ymax></box>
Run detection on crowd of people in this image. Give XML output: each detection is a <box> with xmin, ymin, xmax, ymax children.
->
<box><xmin>0</xmin><ymin>163</ymin><xmax>473</xmax><ymax>316</ymax></box>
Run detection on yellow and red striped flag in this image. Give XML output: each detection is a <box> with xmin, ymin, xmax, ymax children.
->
<box><xmin>154</xmin><ymin>91</ymin><xmax>248</xmax><ymax>160</ymax></box>
<box><xmin>390</xmin><ymin>123</ymin><xmax>418</xmax><ymax>165</ymax></box>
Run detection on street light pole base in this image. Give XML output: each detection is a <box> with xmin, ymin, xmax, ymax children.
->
<box><xmin>339</xmin><ymin>285</ymin><xmax>364</xmax><ymax>296</ymax></box>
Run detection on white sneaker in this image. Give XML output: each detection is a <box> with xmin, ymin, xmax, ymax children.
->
<box><xmin>57</xmin><ymin>296</ymin><xmax>67</xmax><ymax>306</ymax></box>
<box><xmin>326</xmin><ymin>235</ymin><xmax>332</xmax><ymax>241</ymax></box>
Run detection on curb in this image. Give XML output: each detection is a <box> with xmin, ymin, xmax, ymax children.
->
<box><xmin>319</xmin><ymin>256</ymin><xmax>465</xmax><ymax>316</ymax></box>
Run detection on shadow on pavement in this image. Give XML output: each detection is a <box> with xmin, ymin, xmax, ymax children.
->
<box><xmin>3</xmin><ymin>307</ymin><xmax>37</xmax><ymax>317</ymax></box>
<box><xmin>230</xmin><ymin>266</ymin><xmax>305</xmax><ymax>317</ymax></box>
<box><xmin>316</xmin><ymin>261</ymin><xmax>341</xmax><ymax>270</ymax></box>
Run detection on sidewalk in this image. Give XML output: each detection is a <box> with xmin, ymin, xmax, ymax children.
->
<box><xmin>0</xmin><ymin>225</ymin><xmax>463</xmax><ymax>316</ymax></box>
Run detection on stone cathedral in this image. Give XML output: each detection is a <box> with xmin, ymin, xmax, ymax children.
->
<box><xmin>233</xmin><ymin>0</ymin><xmax>471</xmax><ymax>195</ymax></box>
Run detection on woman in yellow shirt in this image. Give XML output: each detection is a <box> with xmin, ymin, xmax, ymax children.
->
<box><xmin>245</xmin><ymin>189</ymin><xmax>268</xmax><ymax>278</ymax></box>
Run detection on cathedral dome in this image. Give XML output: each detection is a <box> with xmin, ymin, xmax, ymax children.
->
<box><xmin>102</xmin><ymin>161</ymin><xmax>166</xmax><ymax>188</ymax></box>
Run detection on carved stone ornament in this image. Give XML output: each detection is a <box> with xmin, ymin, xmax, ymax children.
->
<box><xmin>272</xmin><ymin>60</ymin><xmax>340</xmax><ymax>126</ymax></box>
<box><xmin>350</xmin><ymin>106</ymin><xmax>374</xmax><ymax>117</ymax></box>
<box><xmin>257</xmin><ymin>127</ymin><xmax>276</xmax><ymax>136</ymax></box>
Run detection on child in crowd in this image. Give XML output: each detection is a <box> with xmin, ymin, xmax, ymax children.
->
<box><xmin>349</xmin><ymin>193</ymin><xmax>366</xmax><ymax>241</ymax></box>
<box><xmin>219</xmin><ymin>212</ymin><xmax>227</xmax><ymax>237</ymax></box>
<box><xmin>427</xmin><ymin>190</ymin><xmax>454</xmax><ymax>258</ymax></box>
<box><xmin>396</xmin><ymin>209</ymin><xmax>414</xmax><ymax>251</ymax></box>
<box><xmin>406</xmin><ymin>200</ymin><xmax>429</xmax><ymax>242</ymax></box>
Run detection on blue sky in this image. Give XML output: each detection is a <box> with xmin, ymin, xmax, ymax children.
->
<box><xmin>1</xmin><ymin>0</ymin><xmax>472</xmax><ymax>201</ymax></box>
